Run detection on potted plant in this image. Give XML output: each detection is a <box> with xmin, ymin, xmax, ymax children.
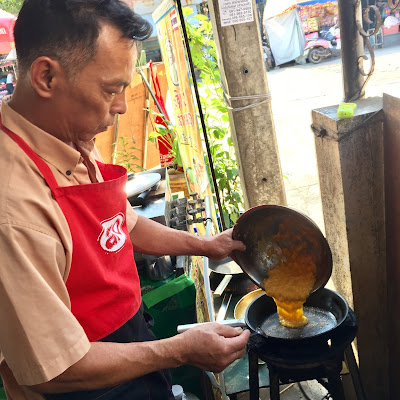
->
<box><xmin>147</xmin><ymin>109</ymin><xmax>184</xmax><ymax>171</ymax></box>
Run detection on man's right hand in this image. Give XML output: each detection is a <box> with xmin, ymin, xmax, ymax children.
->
<box><xmin>177</xmin><ymin>322</ymin><xmax>250</xmax><ymax>372</ymax></box>
<box><xmin>29</xmin><ymin>322</ymin><xmax>250</xmax><ymax>394</ymax></box>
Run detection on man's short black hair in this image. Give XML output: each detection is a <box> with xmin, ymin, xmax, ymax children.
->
<box><xmin>14</xmin><ymin>0</ymin><xmax>153</xmax><ymax>77</ymax></box>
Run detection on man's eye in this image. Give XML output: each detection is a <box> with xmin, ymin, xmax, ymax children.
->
<box><xmin>105</xmin><ymin>90</ymin><xmax>116</xmax><ymax>97</ymax></box>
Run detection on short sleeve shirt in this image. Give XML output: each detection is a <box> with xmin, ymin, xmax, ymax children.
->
<box><xmin>0</xmin><ymin>98</ymin><xmax>138</xmax><ymax>399</ymax></box>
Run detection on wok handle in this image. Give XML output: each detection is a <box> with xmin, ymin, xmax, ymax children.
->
<box><xmin>177</xmin><ymin>318</ymin><xmax>246</xmax><ymax>333</ymax></box>
<box><xmin>213</xmin><ymin>274</ymin><xmax>232</xmax><ymax>297</ymax></box>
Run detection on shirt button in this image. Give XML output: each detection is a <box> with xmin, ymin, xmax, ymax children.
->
<box><xmin>66</xmin><ymin>170</ymin><xmax>72</xmax><ymax>176</ymax></box>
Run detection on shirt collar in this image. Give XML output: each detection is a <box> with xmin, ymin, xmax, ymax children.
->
<box><xmin>1</xmin><ymin>97</ymin><xmax>95</xmax><ymax>177</ymax></box>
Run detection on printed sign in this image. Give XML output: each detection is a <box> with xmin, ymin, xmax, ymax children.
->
<box><xmin>218</xmin><ymin>0</ymin><xmax>254</xmax><ymax>27</ymax></box>
<box><xmin>153</xmin><ymin>0</ymin><xmax>215</xmax><ymax>212</ymax></box>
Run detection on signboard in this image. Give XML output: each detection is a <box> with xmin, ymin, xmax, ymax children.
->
<box><xmin>218</xmin><ymin>0</ymin><xmax>254</xmax><ymax>26</ymax></box>
<box><xmin>153</xmin><ymin>0</ymin><xmax>216</xmax><ymax>220</ymax></box>
<box><xmin>153</xmin><ymin>0</ymin><xmax>220</xmax><ymax>323</ymax></box>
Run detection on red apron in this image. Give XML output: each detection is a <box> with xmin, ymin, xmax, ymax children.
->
<box><xmin>1</xmin><ymin>121</ymin><xmax>141</xmax><ymax>341</ymax></box>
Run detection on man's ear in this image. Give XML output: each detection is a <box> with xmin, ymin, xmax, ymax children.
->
<box><xmin>30</xmin><ymin>57</ymin><xmax>64</xmax><ymax>98</ymax></box>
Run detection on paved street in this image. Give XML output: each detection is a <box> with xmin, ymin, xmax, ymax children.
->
<box><xmin>267</xmin><ymin>44</ymin><xmax>400</xmax><ymax>232</ymax></box>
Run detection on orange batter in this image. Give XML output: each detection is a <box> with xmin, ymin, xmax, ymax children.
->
<box><xmin>261</xmin><ymin>221</ymin><xmax>317</xmax><ymax>328</ymax></box>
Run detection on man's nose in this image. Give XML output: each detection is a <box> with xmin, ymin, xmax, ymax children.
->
<box><xmin>111</xmin><ymin>91</ymin><xmax>128</xmax><ymax>115</ymax></box>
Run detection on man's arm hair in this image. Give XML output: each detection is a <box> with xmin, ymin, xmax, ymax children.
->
<box><xmin>29</xmin><ymin>323</ymin><xmax>249</xmax><ymax>394</ymax></box>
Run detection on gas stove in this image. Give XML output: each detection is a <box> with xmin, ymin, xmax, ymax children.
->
<box><xmin>247</xmin><ymin>309</ymin><xmax>366</xmax><ymax>400</ymax></box>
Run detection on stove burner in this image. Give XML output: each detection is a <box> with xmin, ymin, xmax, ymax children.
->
<box><xmin>247</xmin><ymin>309</ymin><xmax>367</xmax><ymax>400</ymax></box>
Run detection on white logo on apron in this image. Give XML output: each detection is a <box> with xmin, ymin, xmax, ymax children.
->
<box><xmin>98</xmin><ymin>213</ymin><xmax>126</xmax><ymax>253</ymax></box>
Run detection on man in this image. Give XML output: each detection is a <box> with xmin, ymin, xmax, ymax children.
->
<box><xmin>5</xmin><ymin>70</ymin><xmax>14</xmax><ymax>95</ymax></box>
<box><xmin>0</xmin><ymin>1</ymin><xmax>250</xmax><ymax>399</ymax></box>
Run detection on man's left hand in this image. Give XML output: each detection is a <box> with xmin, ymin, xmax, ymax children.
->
<box><xmin>202</xmin><ymin>228</ymin><xmax>246</xmax><ymax>260</ymax></box>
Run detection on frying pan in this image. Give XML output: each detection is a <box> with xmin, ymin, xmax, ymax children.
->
<box><xmin>245</xmin><ymin>288</ymin><xmax>348</xmax><ymax>343</ymax></box>
<box><xmin>232</xmin><ymin>205</ymin><xmax>333</xmax><ymax>294</ymax></box>
<box><xmin>208</xmin><ymin>257</ymin><xmax>245</xmax><ymax>296</ymax></box>
<box><xmin>177</xmin><ymin>288</ymin><xmax>348</xmax><ymax>343</ymax></box>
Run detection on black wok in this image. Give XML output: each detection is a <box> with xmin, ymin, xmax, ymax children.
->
<box><xmin>232</xmin><ymin>205</ymin><xmax>333</xmax><ymax>294</ymax></box>
<box><xmin>245</xmin><ymin>288</ymin><xmax>349</xmax><ymax>344</ymax></box>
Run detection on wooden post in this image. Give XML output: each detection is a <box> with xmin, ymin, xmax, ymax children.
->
<box><xmin>207</xmin><ymin>0</ymin><xmax>286</xmax><ymax>208</ymax></box>
<box><xmin>383</xmin><ymin>93</ymin><xmax>400</xmax><ymax>400</ymax></box>
<box><xmin>312</xmin><ymin>97</ymin><xmax>389</xmax><ymax>399</ymax></box>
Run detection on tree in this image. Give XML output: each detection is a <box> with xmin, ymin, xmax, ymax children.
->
<box><xmin>0</xmin><ymin>0</ymin><xmax>23</xmax><ymax>15</ymax></box>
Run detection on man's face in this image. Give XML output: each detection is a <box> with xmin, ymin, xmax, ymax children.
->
<box><xmin>54</xmin><ymin>23</ymin><xmax>136</xmax><ymax>143</ymax></box>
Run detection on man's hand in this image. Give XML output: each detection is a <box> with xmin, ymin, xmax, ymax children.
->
<box><xmin>178</xmin><ymin>322</ymin><xmax>250</xmax><ymax>372</ymax></box>
<box><xmin>30</xmin><ymin>323</ymin><xmax>250</xmax><ymax>394</ymax></box>
<box><xmin>202</xmin><ymin>228</ymin><xmax>246</xmax><ymax>260</ymax></box>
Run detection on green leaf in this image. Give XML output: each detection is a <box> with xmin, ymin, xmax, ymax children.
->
<box><xmin>223</xmin><ymin>212</ymin><xmax>231</xmax><ymax>228</ymax></box>
<box><xmin>233</xmin><ymin>191</ymin><xmax>242</xmax><ymax>202</ymax></box>
<box><xmin>226</xmin><ymin>169</ymin><xmax>234</xmax><ymax>180</ymax></box>
<box><xmin>212</xmin><ymin>129</ymin><xmax>225</xmax><ymax>140</ymax></box>
<box><xmin>183</xmin><ymin>7</ymin><xmax>194</xmax><ymax>18</ymax></box>
<box><xmin>184</xmin><ymin>12</ymin><xmax>244</xmax><ymax>219</ymax></box>
<box><xmin>0</xmin><ymin>0</ymin><xmax>23</xmax><ymax>13</ymax></box>
<box><xmin>222</xmin><ymin>114</ymin><xmax>230</xmax><ymax>123</ymax></box>
<box><xmin>230</xmin><ymin>213</ymin><xmax>239</xmax><ymax>224</ymax></box>
<box><xmin>192</xmin><ymin>14</ymin><xmax>209</xmax><ymax>21</ymax></box>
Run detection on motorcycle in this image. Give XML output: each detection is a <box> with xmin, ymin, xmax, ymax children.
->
<box><xmin>304</xmin><ymin>24</ymin><xmax>341</xmax><ymax>64</ymax></box>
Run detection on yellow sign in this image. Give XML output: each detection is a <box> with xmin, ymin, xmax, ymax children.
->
<box><xmin>153</xmin><ymin>0</ymin><xmax>218</xmax><ymax>236</ymax></box>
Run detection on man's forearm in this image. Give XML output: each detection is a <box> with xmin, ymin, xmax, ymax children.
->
<box><xmin>129</xmin><ymin>215</ymin><xmax>245</xmax><ymax>259</ymax></box>
<box><xmin>30</xmin><ymin>336</ymin><xmax>184</xmax><ymax>394</ymax></box>
<box><xmin>130</xmin><ymin>215</ymin><xmax>206</xmax><ymax>256</ymax></box>
<box><xmin>30</xmin><ymin>322</ymin><xmax>250</xmax><ymax>394</ymax></box>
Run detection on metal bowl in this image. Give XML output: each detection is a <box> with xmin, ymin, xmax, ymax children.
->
<box><xmin>232</xmin><ymin>205</ymin><xmax>332</xmax><ymax>294</ymax></box>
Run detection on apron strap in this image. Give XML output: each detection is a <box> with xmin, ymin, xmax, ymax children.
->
<box><xmin>0</xmin><ymin>116</ymin><xmax>60</xmax><ymax>194</ymax></box>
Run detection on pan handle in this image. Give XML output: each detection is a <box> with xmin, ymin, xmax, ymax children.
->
<box><xmin>177</xmin><ymin>318</ymin><xmax>246</xmax><ymax>333</ymax></box>
<box><xmin>213</xmin><ymin>274</ymin><xmax>233</xmax><ymax>297</ymax></box>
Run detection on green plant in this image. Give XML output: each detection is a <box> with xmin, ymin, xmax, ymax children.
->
<box><xmin>184</xmin><ymin>8</ymin><xmax>244</xmax><ymax>227</ymax></box>
<box><xmin>113</xmin><ymin>136</ymin><xmax>143</xmax><ymax>172</ymax></box>
<box><xmin>0</xmin><ymin>0</ymin><xmax>23</xmax><ymax>14</ymax></box>
<box><xmin>147</xmin><ymin>109</ymin><xmax>183</xmax><ymax>168</ymax></box>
